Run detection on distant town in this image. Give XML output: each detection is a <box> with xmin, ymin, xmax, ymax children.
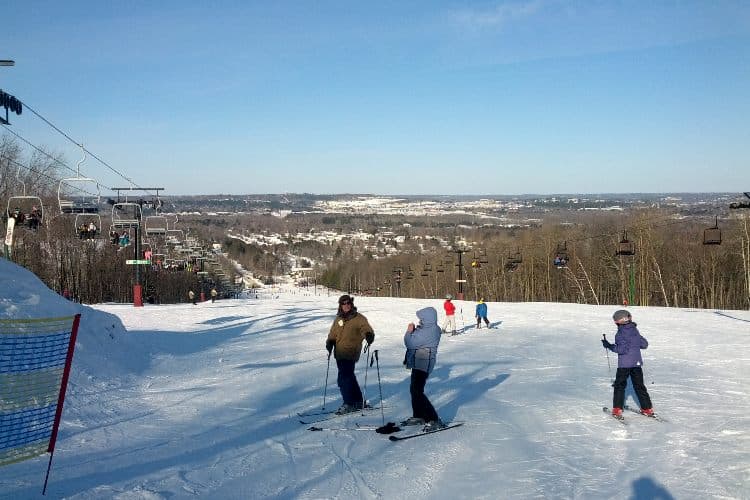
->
<box><xmin>169</xmin><ymin>192</ymin><xmax>737</xmax><ymax>217</ymax></box>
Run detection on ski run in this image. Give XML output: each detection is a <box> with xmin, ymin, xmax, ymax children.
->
<box><xmin>1</xmin><ymin>260</ymin><xmax>748</xmax><ymax>499</ymax></box>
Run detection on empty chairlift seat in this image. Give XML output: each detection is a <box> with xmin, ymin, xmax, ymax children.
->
<box><xmin>703</xmin><ymin>217</ymin><xmax>722</xmax><ymax>245</ymax></box>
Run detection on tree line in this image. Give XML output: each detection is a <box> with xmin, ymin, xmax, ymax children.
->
<box><xmin>3</xmin><ymin>134</ymin><xmax>748</xmax><ymax>309</ymax></box>
<box><xmin>319</xmin><ymin>212</ymin><xmax>750</xmax><ymax>311</ymax></box>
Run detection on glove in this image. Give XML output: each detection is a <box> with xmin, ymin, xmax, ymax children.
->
<box><xmin>601</xmin><ymin>339</ymin><xmax>614</xmax><ymax>349</ymax></box>
<box><xmin>365</xmin><ymin>332</ymin><xmax>374</xmax><ymax>346</ymax></box>
<box><xmin>326</xmin><ymin>340</ymin><xmax>334</xmax><ymax>354</ymax></box>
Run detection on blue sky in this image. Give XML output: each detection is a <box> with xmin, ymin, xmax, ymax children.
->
<box><xmin>2</xmin><ymin>1</ymin><xmax>749</xmax><ymax>195</ymax></box>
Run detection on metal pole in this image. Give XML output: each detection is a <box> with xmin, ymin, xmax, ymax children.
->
<box><xmin>374</xmin><ymin>350</ymin><xmax>385</xmax><ymax>425</ymax></box>
<box><xmin>133</xmin><ymin>224</ymin><xmax>143</xmax><ymax>307</ymax></box>
<box><xmin>361</xmin><ymin>348</ymin><xmax>370</xmax><ymax>415</ymax></box>
<box><xmin>322</xmin><ymin>353</ymin><xmax>331</xmax><ymax>410</ymax></box>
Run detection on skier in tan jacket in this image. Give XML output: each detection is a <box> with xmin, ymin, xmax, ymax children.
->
<box><xmin>326</xmin><ymin>294</ymin><xmax>374</xmax><ymax>414</ymax></box>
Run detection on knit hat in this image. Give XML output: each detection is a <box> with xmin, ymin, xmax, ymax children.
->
<box><xmin>612</xmin><ymin>309</ymin><xmax>631</xmax><ymax>323</ymax></box>
<box><xmin>338</xmin><ymin>294</ymin><xmax>353</xmax><ymax>305</ymax></box>
<box><xmin>445</xmin><ymin>294</ymin><xmax>453</xmax><ymax>300</ymax></box>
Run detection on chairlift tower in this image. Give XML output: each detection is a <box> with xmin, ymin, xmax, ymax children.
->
<box><xmin>616</xmin><ymin>230</ymin><xmax>636</xmax><ymax>306</ymax></box>
<box><xmin>392</xmin><ymin>267</ymin><xmax>403</xmax><ymax>298</ymax></box>
<box><xmin>110</xmin><ymin>187</ymin><xmax>165</xmax><ymax>307</ymax></box>
<box><xmin>450</xmin><ymin>246</ymin><xmax>469</xmax><ymax>300</ymax></box>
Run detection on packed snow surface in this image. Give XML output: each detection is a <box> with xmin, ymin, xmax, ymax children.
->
<box><xmin>1</xmin><ymin>259</ymin><xmax>748</xmax><ymax>499</ymax></box>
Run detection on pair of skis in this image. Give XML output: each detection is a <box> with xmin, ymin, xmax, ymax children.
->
<box><xmin>602</xmin><ymin>406</ymin><xmax>667</xmax><ymax>424</ymax></box>
<box><xmin>387</xmin><ymin>421</ymin><xmax>464</xmax><ymax>441</ymax></box>
<box><xmin>298</xmin><ymin>405</ymin><xmax>387</xmax><ymax>425</ymax></box>
<box><xmin>300</xmin><ymin>410</ymin><xmax>464</xmax><ymax>440</ymax></box>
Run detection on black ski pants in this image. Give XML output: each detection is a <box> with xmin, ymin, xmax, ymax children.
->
<box><xmin>613</xmin><ymin>366</ymin><xmax>652</xmax><ymax>410</ymax></box>
<box><xmin>410</xmin><ymin>369</ymin><xmax>438</xmax><ymax>423</ymax></box>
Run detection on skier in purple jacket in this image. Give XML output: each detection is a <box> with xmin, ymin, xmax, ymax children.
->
<box><xmin>601</xmin><ymin>310</ymin><xmax>654</xmax><ymax>418</ymax></box>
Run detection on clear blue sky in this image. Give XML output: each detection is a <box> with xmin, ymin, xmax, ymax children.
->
<box><xmin>3</xmin><ymin>1</ymin><xmax>749</xmax><ymax>196</ymax></box>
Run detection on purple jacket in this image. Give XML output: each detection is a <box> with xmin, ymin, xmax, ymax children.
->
<box><xmin>609</xmin><ymin>322</ymin><xmax>648</xmax><ymax>368</ymax></box>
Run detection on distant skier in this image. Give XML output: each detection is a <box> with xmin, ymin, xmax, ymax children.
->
<box><xmin>475</xmin><ymin>298</ymin><xmax>491</xmax><ymax>329</ymax></box>
<box><xmin>442</xmin><ymin>294</ymin><xmax>457</xmax><ymax>335</ymax></box>
<box><xmin>601</xmin><ymin>310</ymin><xmax>654</xmax><ymax>418</ymax></box>
<box><xmin>325</xmin><ymin>295</ymin><xmax>374</xmax><ymax>415</ymax></box>
<box><xmin>211</xmin><ymin>288</ymin><xmax>218</xmax><ymax>303</ymax></box>
<box><xmin>402</xmin><ymin>306</ymin><xmax>445</xmax><ymax>431</ymax></box>
<box><xmin>189</xmin><ymin>290</ymin><xmax>196</xmax><ymax>305</ymax></box>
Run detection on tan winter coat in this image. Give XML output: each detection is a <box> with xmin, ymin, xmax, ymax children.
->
<box><xmin>327</xmin><ymin>310</ymin><xmax>374</xmax><ymax>362</ymax></box>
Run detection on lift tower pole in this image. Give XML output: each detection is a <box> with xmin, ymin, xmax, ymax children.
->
<box><xmin>111</xmin><ymin>187</ymin><xmax>164</xmax><ymax>307</ymax></box>
<box><xmin>451</xmin><ymin>246</ymin><xmax>468</xmax><ymax>301</ymax></box>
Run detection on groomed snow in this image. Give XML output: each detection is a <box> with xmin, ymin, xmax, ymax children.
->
<box><xmin>1</xmin><ymin>259</ymin><xmax>748</xmax><ymax>499</ymax></box>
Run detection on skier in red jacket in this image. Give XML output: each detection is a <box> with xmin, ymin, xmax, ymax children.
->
<box><xmin>442</xmin><ymin>294</ymin><xmax>457</xmax><ymax>335</ymax></box>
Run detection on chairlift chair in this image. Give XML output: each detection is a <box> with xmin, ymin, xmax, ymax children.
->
<box><xmin>616</xmin><ymin>231</ymin><xmax>635</xmax><ymax>256</ymax></box>
<box><xmin>553</xmin><ymin>241</ymin><xmax>569</xmax><ymax>268</ymax></box>
<box><xmin>58</xmin><ymin>147</ymin><xmax>101</xmax><ymax>214</ymax></box>
<box><xmin>73</xmin><ymin>213</ymin><xmax>102</xmax><ymax>239</ymax></box>
<box><xmin>144</xmin><ymin>215</ymin><xmax>168</xmax><ymax>236</ymax></box>
<box><xmin>58</xmin><ymin>179</ymin><xmax>101</xmax><ymax>213</ymax></box>
<box><xmin>111</xmin><ymin>201</ymin><xmax>142</xmax><ymax>229</ymax></box>
<box><xmin>508</xmin><ymin>249</ymin><xmax>523</xmax><ymax>265</ymax></box>
<box><xmin>166</xmin><ymin>229</ymin><xmax>184</xmax><ymax>244</ymax></box>
<box><xmin>6</xmin><ymin>168</ymin><xmax>45</xmax><ymax>229</ymax></box>
<box><xmin>6</xmin><ymin>197</ymin><xmax>44</xmax><ymax>230</ymax></box>
<box><xmin>703</xmin><ymin>216</ymin><xmax>722</xmax><ymax>245</ymax></box>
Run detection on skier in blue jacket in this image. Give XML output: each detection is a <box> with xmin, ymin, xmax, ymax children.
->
<box><xmin>475</xmin><ymin>299</ymin><xmax>490</xmax><ymax>329</ymax></box>
<box><xmin>601</xmin><ymin>310</ymin><xmax>654</xmax><ymax>418</ymax></box>
<box><xmin>403</xmin><ymin>307</ymin><xmax>445</xmax><ymax>431</ymax></box>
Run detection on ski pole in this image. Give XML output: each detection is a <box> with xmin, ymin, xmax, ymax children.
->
<box><xmin>603</xmin><ymin>334</ymin><xmax>613</xmax><ymax>386</ymax></box>
<box><xmin>372</xmin><ymin>350</ymin><xmax>385</xmax><ymax>425</ymax></box>
<box><xmin>361</xmin><ymin>345</ymin><xmax>370</xmax><ymax>415</ymax></box>
<box><xmin>322</xmin><ymin>352</ymin><xmax>331</xmax><ymax>410</ymax></box>
<box><xmin>459</xmin><ymin>307</ymin><xmax>466</xmax><ymax>333</ymax></box>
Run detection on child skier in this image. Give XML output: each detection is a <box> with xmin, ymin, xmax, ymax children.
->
<box><xmin>601</xmin><ymin>309</ymin><xmax>654</xmax><ymax>418</ymax></box>
<box><xmin>475</xmin><ymin>298</ymin><xmax>490</xmax><ymax>329</ymax></box>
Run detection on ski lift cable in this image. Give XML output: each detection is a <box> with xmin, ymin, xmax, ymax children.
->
<box><xmin>13</xmin><ymin>99</ymin><xmax>158</xmax><ymax>197</ymax></box>
<box><xmin>0</xmin><ymin>153</ymin><xmax>99</xmax><ymax>197</ymax></box>
<box><xmin>2</xmin><ymin>127</ymin><xmax>106</xmax><ymax>198</ymax></box>
<box><xmin>2</xmin><ymin>125</ymin><xmax>80</xmax><ymax>177</ymax></box>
